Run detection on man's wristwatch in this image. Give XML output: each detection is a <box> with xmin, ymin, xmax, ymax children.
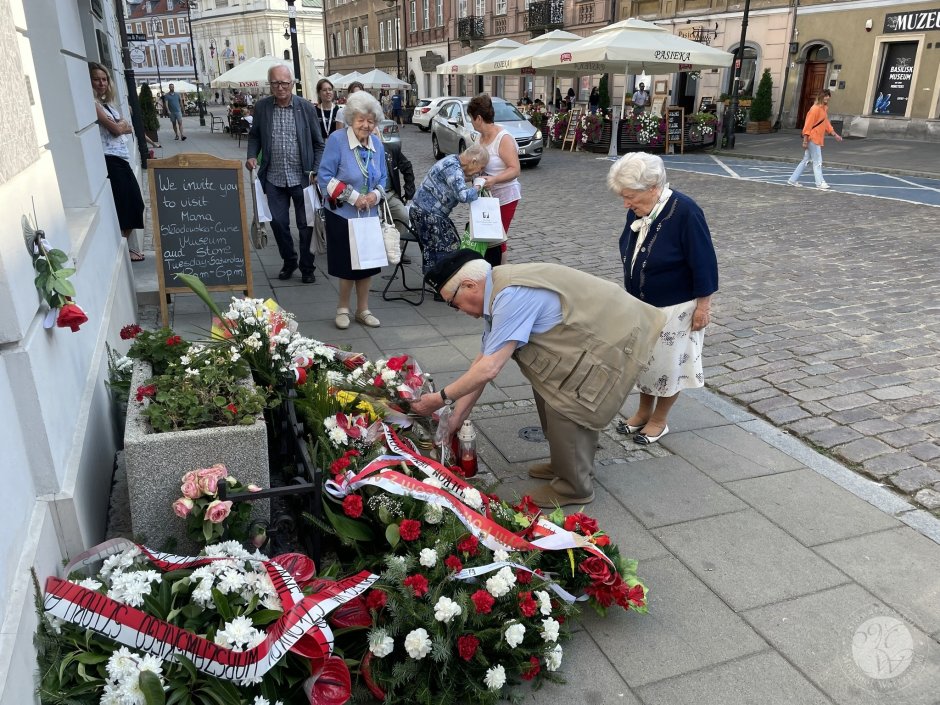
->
<box><xmin>440</xmin><ymin>387</ymin><xmax>454</xmax><ymax>406</ymax></box>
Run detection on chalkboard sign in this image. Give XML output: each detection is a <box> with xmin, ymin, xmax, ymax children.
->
<box><xmin>665</xmin><ymin>107</ymin><xmax>685</xmax><ymax>154</ymax></box>
<box><xmin>148</xmin><ymin>154</ymin><xmax>253</xmax><ymax>326</ymax></box>
<box><xmin>562</xmin><ymin>107</ymin><xmax>582</xmax><ymax>152</ymax></box>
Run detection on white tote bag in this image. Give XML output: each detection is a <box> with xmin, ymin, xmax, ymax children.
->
<box><xmin>469</xmin><ymin>196</ymin><xmax>504</xmax><ymax>243</ymax></box>
<box><xmin>381</xmin><ymin>199</ymin><xmax>401</xmax><ymax>266</ymax></box>
<box><xmin>303</xmin><ymin>184</ymin><xmax>320</xmax><ymax>224</ymax></box>
<box><xmin>348</xmin><ymin>213</ymin><xmax>389</xmax><ymax>270</ymax></box>
<box><xmin>254</xmin><ymin>178</ymin><xmax>272</xmax><ymax>223</ymax></box>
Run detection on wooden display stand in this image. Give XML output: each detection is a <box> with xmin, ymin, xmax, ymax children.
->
<box><xmin>562</xmin><ymin>107</ymin><xmax>583</xmax><ymax>152</ymax></box>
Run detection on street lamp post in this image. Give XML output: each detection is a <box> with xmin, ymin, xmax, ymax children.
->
<box><xmin>286</xmin><ymin>0</ymin><xmax>304</xmax><ymax>97</ymax></box>
<box><xmin>384</xmin><ymin>0</ymin><xmax>403</xmax><ymax>79</ymax></box>
<box><xmin>724</xmin><ymin>0</ymin><xmax>752</xmax><ymax>149</ymax></box>
<box><xmin>186</xmin><ymin>1</ymin><xmax>206</xmax><ymax>126</ymax></box>
<box><xmin>149</xmin><ymin>20</ymin><xmax>164</xmax><ymax>90</ymax></box>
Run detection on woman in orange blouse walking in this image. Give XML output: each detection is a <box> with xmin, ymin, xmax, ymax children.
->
<box><xmin>787</xmin><ymin>89</ymin><xmax>843</xmax><ymax>190</ymax></box>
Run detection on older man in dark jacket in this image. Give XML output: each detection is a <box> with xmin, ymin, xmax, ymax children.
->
<box><xmin>246</xmin><ymin>64</ymin><xmax>325</xmax><ymax>283</ymax></box>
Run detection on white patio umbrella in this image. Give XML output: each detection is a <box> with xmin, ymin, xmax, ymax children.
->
<box><xmin>210</xmin><ymin>56</ymin><xmax>293</xmax><ymax>89</ymax></box>
<box><xmin>355</xmin><ymin>68</ymin><xmax>410</xmax><ymax>90</ymax></box>
<box><xmin>334</xmin><ymin>71</ymin><xmax>364</xmax><ymax>89</ymax></box>
<box><xmin>436</xmin><ymin>38</ymin><xmax>522</xmax><ymax>76</ymax></box>
<box><xmin>473</xmin><ymin>30</ymin><xmax>582</xmax><ymax>75</ymax></box>
<box><xmin>531</xmin><ymin>18</ymin><xmax>734</xmax><ymax>155</ymax></box>
<box><xmin>326</xmin><ymin>73</ymin><xmax>345</xmax><ymax>83</ymax></box>
<box><xmin>147</xmin><ymin>80</ymin><xmax>200</xmax><ymax>93</ymax></box>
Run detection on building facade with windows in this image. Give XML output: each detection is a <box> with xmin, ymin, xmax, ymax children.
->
<box><xmin>324</xmin><ymin>0</ymin><xmax>402</xmax><ymax>83</ymax></box>
<box><xmin>126</xmin><ymin>0</ymin><xmax>196</xmax><ymax>85</ymax></box>
<box><xmin>404</xmin><ymin>0</ymin><xmax>451</xmax><ymax>98</ymax></box>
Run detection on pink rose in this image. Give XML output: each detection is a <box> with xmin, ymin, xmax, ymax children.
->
<box><xmin>205</xmin><ymin>499</ymin><xmax>233</xmax><ymax>523</ymax></box>
<box><xmin>181</xmin><ymin>480</ymin><xmax>200</xmax><ymax>499</ymax></box>
<box><xmin>196</xmin><ymin>467</ymin><xmax>222</xmax><ymax>495</ymax></box>
<box><xmin>173</xmin><ymin>497</ymin><xmax>194</xmax><ymax>518</ymax></box>
<box><xmin>247</xmin><ymin>484</ymin><xmax>263</xmax><ymax>492</ymax></box>
<box><xmin>208</xmin><ymin>463</ymin><xmax>229</xmax><ymax>480</ymax></box>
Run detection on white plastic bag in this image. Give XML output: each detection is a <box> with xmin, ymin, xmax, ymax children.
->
<box><xmin>469</xmin><ymin>196</ymin><xmax>504</xmax><ymax>242</ymax></box>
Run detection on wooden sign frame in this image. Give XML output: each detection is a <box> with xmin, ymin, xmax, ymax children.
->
<box><xmin>148</xmin><ymin>153</ymin><xmax>253</xmax><ymax>327</ymax></box>
<box><xmin>665</xmin><ymin>106</ymin><xmax>685</xmax><ymax>155</ymax></box>
<box><xmin>562</xmin><ymin>106</ymin><xmax>583</xmax><ymax>152</ymax></box>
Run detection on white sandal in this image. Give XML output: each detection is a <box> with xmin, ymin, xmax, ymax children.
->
<box><xmin>335</xmin><ymin>308</ymin><xmax>350</xmax><ymax>330</ymax></box>
<box><xmin>355</xmin><ymin>310</ymin><xmax>380</xmax><ymax>328</ymax></box>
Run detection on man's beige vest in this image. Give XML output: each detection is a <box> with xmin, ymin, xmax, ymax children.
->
<box><xmin>490</xmin><ymin>264</ymin><xmax>667</xmax><ymax>431</ymax></box>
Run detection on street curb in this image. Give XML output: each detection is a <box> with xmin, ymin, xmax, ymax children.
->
<box><xmin>710</xmin><ymin>150</ymin><xmax>940</xmax><ymax>181</ymax></box>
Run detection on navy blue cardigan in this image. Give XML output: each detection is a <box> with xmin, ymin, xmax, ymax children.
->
<box><xmin>619</xmin><ymin>190</ymin><xmax>718</xmax><ymax>307</ymax></box>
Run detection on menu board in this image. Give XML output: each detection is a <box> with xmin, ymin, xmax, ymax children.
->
<box><xmin>148</xmin><ymin>154</ymin><xmax>253</xmax><ymax>326</ymax></box>
<box><xmin>666</xmin><ymin>107</ymin><xmax>685</xmax><ymax>154</ymax></box>
<box><xmin>563</xmin><ymin>107</ymin><xmax>582</xmax><ymax>151</ymax></box>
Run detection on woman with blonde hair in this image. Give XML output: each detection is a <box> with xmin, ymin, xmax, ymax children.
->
<box><xmin>787</xmin><ymin>89</ymin><xmax>843</xmax><ymax>190</ymax></box>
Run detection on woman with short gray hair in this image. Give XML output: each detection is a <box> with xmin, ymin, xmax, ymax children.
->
<box><xmin>608</xmin><ymin>152</ymin><xmax>719</xmax><ymax>445</ymax></box>
<box><xmin>409</xmin><ymin>143</ymin><xmax>490</xmax><ymax>283</ymax></box>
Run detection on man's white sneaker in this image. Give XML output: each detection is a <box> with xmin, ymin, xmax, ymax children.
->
<box><xmin>817</xmin><ymin>183</ymin><xmax>830</xmax><ymax>190</ymax></box>
<box><xmin>786</xmin><ymin>180</ymin><xmax>800</xmax><ymax>187</ymax></box>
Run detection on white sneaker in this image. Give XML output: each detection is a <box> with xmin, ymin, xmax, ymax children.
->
<box><xmin>817</xmin><ymin>183</ymin><xmax>830</xmax><ymax>190</ymax></box>
<box><xmin>786</xmin><ymin>180</ymin><xmax>800</xmax><ymax>187</ymax></box>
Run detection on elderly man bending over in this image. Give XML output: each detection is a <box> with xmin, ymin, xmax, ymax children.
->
<box><xmin>411</xmin><ymin>250</ymin><xmax>666</xmax><ymax>508</ymax></box>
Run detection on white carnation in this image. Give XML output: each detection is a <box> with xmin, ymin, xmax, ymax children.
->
<box><xmin>462</xmin><ymin>488</ymin><xmax>484</xmax><ymax>510</ymax></box>
<box><xmin>540</xmin><ymin>617</ymin><xmax>560</xmax><ymax>643</ymax></box>
<box><xmin>484</xmin><ymin>663</ymin><xmax>506</xmax><ymax>690</ymax></box>
<box><xmin>504</xmin><ymin>622</ymin><xmax>526</xmax><ymax>648</ymax></box>
<box><xmin>545</xmin><ymin>644</ymin><xmax>563</xmax><ymax>671</ymax></box>
<box><xmin>369</xmin><ymin>630</ymin><xmax>395</xmax><ymax>658</ymax></box>
<box><xmin>381</xmin><ymin>368</ymin><xmax>397</xmax><ymax>382</ymax></box>
<box><xmin>536</xmin><ymin>590</ymin><xmax>553</xmax><ymax>616</ymax></box>
<box><xmin>493</xmin><ymin>549</ymin><xmax>509</xmax><ymax>563</ymax></box>
<box><xmin>433</xmin><ymin>596</ymin><xmax>462</xmax><ymax>623</ymax></box>
<box><xmin>404</xmin><ymin>628</ymin><xmax>432</xmax><ymax>659</ymax></box>
<box><xmin>419</xmin><ymin>548</ymin><xmax>438</xmax><ymax>568</ymax></box>
<box><xmin>486</xmin><ymin>574</ymin><xmax>510</xmax><ymax>598</ymax></box>
<box><xmin>424</xmin><ymin>503</ymin><xmax>443</xmax><ymax>524</ymax></box>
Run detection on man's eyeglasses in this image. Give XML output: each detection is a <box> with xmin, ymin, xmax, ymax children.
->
<box><xmin>269</xmin><ymin>81</ymin><xmax>293</xmax><ymax>88</ymax></box>
<box><xmin>447</xmin><ymin>282</ymin><xmax>463</xmax><ymax>309</ymax></box>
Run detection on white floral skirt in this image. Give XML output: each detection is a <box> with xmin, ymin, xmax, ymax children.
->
<box><xmin>634</xmin><ymin>299</ymin><xmax>705</xmax><ymax>397</ymax></box>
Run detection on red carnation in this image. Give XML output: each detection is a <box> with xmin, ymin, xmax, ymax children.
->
<box><xmin>366</xmin><ymin>589</ymin><xmax>388</xmax><ymax>612</ymax></box>
<box><xmin>457</xmin><ymin>634</ymin><xmax>479</xmax><ymax>661</ymax></box>
<box><xmin>120</xmin><ymin>323</ymin><xmax>142</xmax><ymax>340</ymax></box>
<box><xmin>471</xmin><ymin>589</ymin><xmax>495</xmax><ymax>615</ymax></box>
<box><xmin>166</xmin><ymin>335</ymin><xmax>182</xmax><ymax>346</ymax></box>
<box><xmin>56</xmin><ymin>303</ymin><xmax>88</xmax><ymax>332</ymax></box>
<box><xmin>372</xmin><ymin>374</ymin><xmax>385</xmax><ymax>388</ymax></box>
<box><xmin>521</xmin><ymin>656</ymin><xmax>541</xmax><ymax>681</ymax></box>
<box><xmin>579</xmin><ymin>556</ymin><xmax>615</xmax><ymax>586</ymax></box>
<box><xmin>457</xmin><ymin>535</ymin><xmax>479</xmax><ymax>557</ymax></box>
<box><xmin>135</xmin><ymin>384</ymin><xmax>157</xmax><ymax>402</ymax></box>
<box><xmin>330</xmin><ymin>456</ymin><xmax>351</xmax><ymax>475</ymax></box>
<box><xmin>345</xmin><ymin>449</ymin><xmax>361</xmax><ymax>458</ymax></box>
<box><xmin>226</xmin><ymin>403</ymin><xmax>238</xmax><ymax>414</ymax></box>
<box><xmin>515</xmin><ymin>569</ymin><xmax>532</xmax><ymax>585</ymax></box>
<box><xmin>518</xmin><ymin>591</ymin><xmax>538</xmax><ymax>618</ymax></box>
<box><xmin>399</xmin><ymin>518</ymin><xmax>421</xmax><ymax>541</ymax></box>
<box><xmin>444</xmin><ymin>555</ymin><xmax>463</xmax><ymax>572</ymax></box>
<box><xmin>342</xmin><ymin>495</ymin><xmax>363</xmax><ymax>518</ymax></box>
<box><xmin>403</xmin><ymin>573</ymin><xmax>429</xmax><ymax>598</ymax></box>
<box><xmin>386</xmin><ymin>355</ymin><xmax>409</xmax><ymax>371</ymax></box>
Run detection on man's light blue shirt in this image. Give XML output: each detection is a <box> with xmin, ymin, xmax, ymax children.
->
<box><xmin>481</xmin><ymin>272</ymin><xmax>563</xmax><ymax>356</ymax></box>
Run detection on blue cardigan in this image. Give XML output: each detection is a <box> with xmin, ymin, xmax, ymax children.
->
<box><xmin>619</xmin><ymin>190</ymin><xmax>718</xmax><ymax>307</ymax></box>
<box><xmin>317</xmin><ymin>128</ymin><xmax>388</xmax><ymax>220</ymax></box>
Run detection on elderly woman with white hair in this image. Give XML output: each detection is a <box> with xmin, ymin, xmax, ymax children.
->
<box><xmin>608</xmin><ymin>152</ymin><xmax>718</xmax><ymax>445</ymax></box>
<box><xmin>317</xmin><ymin>91</ymin><xmax>390</xmax><ymax>329</ymax></box>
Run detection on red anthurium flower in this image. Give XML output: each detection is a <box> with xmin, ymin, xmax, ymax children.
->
<box><xmin>56</xmin><ymin>303</ymin><xmax>88</xmax><ymax>332</ymax></box>
<box><xmin>308</xmin><ymin>655</ymin><xmax>352</xmax><ymax>705</ymax></box>
<box><xmin>329</xmin><ymin>597</ymin><xmax>372</xmax><ymax>629</ymax></box>
<box><xmin>271</xmin><ymin>552</ymin><xmax>317</xmax><ymax>588</ymax></box>
<box><xmin>444</xmin><ymin>555</ymin><xmax>463</xmax><ymax>572</ymax></box>
<box><xmin>399</xmin><ymin>518</ymin><xmax>421</xmax><ymax>541</ymax></box>
<box><xmin>166</xmin><ymin>335</ymin><xmax>182</xmax><ymax>346</ymax></box>
<box><xmin>135</xmin><ymin>384</ymin><xmax>157</xmax><ymax>402</ymax></box>
<box><xmin>457</xmin><ymin>535</ymin><xmax>479</xmax><ymax>557</ymax></box>
<box><xmin>471</xmin><ymin>589</ymin><xmax>495</xmax><ymax>615</ymax></box>
<box><xmin>386</xmin><ymin>354</ymin><xmax>409</xmax><ymax>371</ymax></box>
<box><xmin>360</xmin><ymin>652</ymin><xmax>386</xmax><ymax>701</ymax></box>
<box><xmin>403</xmin><ymin>573</ymin><xmax>429</xmax><ymax>598</ymax></box>
<box><xmin>518</xmin><ymin>591</ymin><xmax>538</xmax><ymax>618</ymax></box>
<box><xmin>521</xmin><ymin>656</ymin><xmax>541</xmax><ymax>681</ymax></box>
<box><xmin>366</xmin><ymin>589</ymin><xmax>388</xmax><ymax>612</ymax></box>
<box><xmin>120</xmin><ymin>323</ymin><xmax>142</xmax><ymax>339</ymax></box>
<box><xmin>342</xmin><ymin>495</ymin><xmax>363</xmax><ymax>518</ymax></box>
<box><xmin>457</xmin><ymin>634</ymin><xmax>479</xmax><ymax>661</ymax></box>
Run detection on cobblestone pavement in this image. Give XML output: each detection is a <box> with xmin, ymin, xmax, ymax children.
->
<box><xmin>153</xmin><ymin>117</ymin><xmax>940</xmax><ymax>512</ymax></box>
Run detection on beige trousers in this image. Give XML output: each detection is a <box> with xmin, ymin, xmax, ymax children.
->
<box><xmin>534</xmin><ymin>389</ymin><xmax>598</xmax><ymax>497</ymax></box>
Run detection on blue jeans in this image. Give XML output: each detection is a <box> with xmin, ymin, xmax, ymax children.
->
<box><xmin>265</xmin><ymin>180</ymin><xmax>314</xmax><ymax>274</ymax></box>
<box><xmin>789</xmin><ymin>142</ymin><xmax>825</xmax><ymax>186</ymax></box>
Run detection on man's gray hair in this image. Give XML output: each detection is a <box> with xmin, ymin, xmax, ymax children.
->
<box><xmin>343</xmin><ymin>90</ymin><xmax>384</xmax><ymax>125</ymax></box>
<box><xmin>441</xmin><ymin>259</ymin><xmax>492</xmax><ymax>299</ymax></box>
<box><xmin>459</xmin><ymin>143</ymin><xmax>489</xmax><ymax>170</ymax></box>
<box><xmin>267</xmin><ymin>63</ymin><xmax>294</xmax><ymax>82</ymax></box>
<box><xmin>606</xmin><ymin>152</ymin><xmax>667</xmax><ymax>193</ymax></box>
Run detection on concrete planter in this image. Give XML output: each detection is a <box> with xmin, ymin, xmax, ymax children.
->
<box><xmin>124</xmin><ymin>361</ymin><xmax>270</xmax><ymax>552</ymax></box>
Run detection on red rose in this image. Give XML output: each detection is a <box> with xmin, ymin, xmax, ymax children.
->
<box><xmin>457</xmin><ymin>634</ymin><xmax>479</xmax><ymax>661</ymax></box>
<box><xmin>226</xmin><ymin>403</ymin><xmax>238</xmax><ymax>414</ymax></box>
<box><xmin>120</xmin><ymin>323</ymin><xmax>142</xmax><ymax>340</ymax></box>
<box><xmin>563</xmin><ymin>512</ymin><xmax>599</xmax><ymax>535</ymax></box>
<box><xmin>444</xmin><ymin>555</ymin><xmax>463</xmax><ymax>572</ymax></box>
<box><xmin>579</xmin><ymin>556</ymin><xmax>615</xmax><ymax>586</ymax></box>
<box><xmin>403</xmin><ymin>573</ymin><xmax>429</xmax><ymax>597</ymax></box>
<box><xmin>135</xmin><ymin>384</ymin><xmax>157</xmax><ymax>402</ymax></box>
<box><xmin>518</xmin><ymin>591</ymin><xmax>538</xmax><ymax>618</ymax></box>
<box><xmin>366</xmin><ymin>589</ymin><xmax>387</xmax><ymax>612</ymax></box>
<box><xmin>457</xmin><ymin>535</ymin><xmax>479</xmax><ymax>557</ymax></box>
<box><xmin>471</xmin><ymin>589</ymin><xmax>495</xmax><ymax>614</ymax></box>
<box><xmin>342</xmin><ymin>495</ymin><xmax>363</xmax><ymax>518</ymax></box>
<box><xmin>399</xmin><ymin>518</ymin><xmax>421</xmax><ymax>541</ymax></box>
<box><xmin>521</xmin><ymin>656</ymin><xmax>541</xmax><ymax>681</ymax></box>
<box><xmin>385</xmin><ymin>355</ymin><xmax>409</xmax><ymax>371</ymax></box>
<box><xmin>515</xmin><ymin>569</ymin><xmax>532</xmax><ymax>585</ymax></box>
<box><xmin>513</xmin><ymin>495</ymin><xmax>541</xmax><ymax>516</ymax></box>
<box><xmin>56</xmin><ymin>303</ymin><xmax>88</xmax><ymax>332</ymax></box>
<box><xmin>594</xmin><ymin>535</ymin><xmax>611</xmax><ymax>547</ymax></box>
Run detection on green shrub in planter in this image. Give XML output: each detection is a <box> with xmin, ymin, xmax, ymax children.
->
<box><xmin>749</xmin><ymin>69</ymin><xmax>773</xmax><ymax>123</ymax></box>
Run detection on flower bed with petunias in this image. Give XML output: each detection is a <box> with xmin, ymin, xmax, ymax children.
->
<box><xmin>36</xmin><ymin>279</ymin><xmax>648</xmax><ymax>705</ymax></box>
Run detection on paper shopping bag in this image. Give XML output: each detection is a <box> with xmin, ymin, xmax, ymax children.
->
<box><xmin>303</xmin><ymin>184</ymin><xmax>320</xmax><ymax>224</ymax></box>
<box><xmin>348</xmin><ymin>215</ymin><xmax>389</xmax><ymax>270</ymax></box>
<box><xmin>469</xmin><ymin>197</ymin><xmax>504</xmax><ymax>242</ymax></box>
<box><xmin>254</xmin><ymin>178</ymin><xmax>272</xmax><ymax>223</ymax></box>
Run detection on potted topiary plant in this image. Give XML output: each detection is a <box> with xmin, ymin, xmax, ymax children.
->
<box><xmin>746</xmin><ymin>68</ymin><xmax>774</xmax><ymax>134</ymax></box>
<box><xmin>138</xmin><ymin>82</ymin><xmax>160</xmax><ymax>144</ymax></box>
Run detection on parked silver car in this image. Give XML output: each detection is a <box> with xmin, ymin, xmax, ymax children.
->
<box><xmin>430</xmin><ymin>97</ymin><xmax>542</xmax><ymax>167</ymax></box>
<box><xmin>412</xmin><ymin>97</ymin><xmax>449</xmax><ymax>131</ymax></box>
<box><xmin>377</xmin><ymin>119</ymin><xmax>401</xmax><ymax>144</ymax></box>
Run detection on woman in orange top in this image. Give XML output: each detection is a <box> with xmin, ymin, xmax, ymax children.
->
<box><xmin>787</xmin><ymin>89</ymin><xmax>843</xmax><ymax>190</ymax></box>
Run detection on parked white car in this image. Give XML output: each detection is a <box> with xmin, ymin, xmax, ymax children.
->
<box><xmin>411</xmin><ymin>97</ymin><xmax>449</xmax><ymax>131</ymax></box>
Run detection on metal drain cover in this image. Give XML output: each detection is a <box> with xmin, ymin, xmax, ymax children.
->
<box><xmin>518</xmin><ymin>426</ymin><xmax>546</xmax><ymax>443</ymax></box>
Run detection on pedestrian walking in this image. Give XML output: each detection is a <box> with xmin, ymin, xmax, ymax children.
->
<box><xmin>246</xmin><ymin>63</ymin><xmax>325</xmax><ymax>283</ymax></box>
<box><xmin>608</xmin><ymin>152</ymin><xmax>719</xmax><ymax>446</ymax></box>
<box><xmin>164</xmin><ymin>84</ymin><xmax>186</xmax><ymax>141</ymax></box>
<box><xmin>632</xmin><ymin>83</ymin><xmax>650</xmax><ymax>116</ymax></box>
<box><xmin>788</xmin><ymin>89</ymin><xmax>843</xmax><ymax>190</ymax></box>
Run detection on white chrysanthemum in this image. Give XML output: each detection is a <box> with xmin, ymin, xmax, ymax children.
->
<box><xmin>404</xmin><ymin>628</ymin><xmax>432</xmax><ymax>659</ymax></box>
<box><xmin>462</xmin><ymin>488</ymin><xmax>484</xmax><ymax>510</ymax></box>
<box><xmin>100</xmin><ymin>683</ymin><xmax>123</xmax><ymax>705</ymax></box>
<box><xmin>99</xmin><ymin>553</ymin><xmax>124</xmax><ymax>579</ymax></box>
<box><xmin>217</xmin><ymin>569</ymin><xmax>246</xmax><ymax>594</ymax></box>
<box><xmin>493</xmin><ymin>549</ymin><xmax>509</xmax><ymax>563</ymax></box>
<box><xmin>230</xmin><ymin>351</ymin><xmax>241</xmax><ymax>362</ymax></box>
<box><xmin>419</xmin><ymin>548</ymin><xmax>438</xmax><ymax>568</ymax></box>
<box><xmin>216</xmin><ymin>615</ymin><xmax>260</xmax><ymax>650</ymax></box>
<box><xmin>433</xmin><ymin>596</ymin><xmax>462</xmax><ymax>623</ymax></box>
<box><xmin>326</xmin><ymin>370</ymin><xmax>344</xmax><ymax>385</ymax></box>
<box><xmin>536</xmin><ymin>590</ymin><xmax>552</xmax><ymax>616</ymax></box>
<box><xmin>540</xmin><ymin>617</ymin><xmax>560</xmax><ymax>643</ymax></box>
<box><xmin>369</xmin><ymin>629</ymin><xmax>395</xmax><ymax>658</ymax></box>
<box><xmin>106</xmin><ymin>647</ymin><xmax>140</xmax><ymax>681</ymax></box>
<box><xmin>484</xmin><ymin>663</ymin><xmax>506</xmax><ymax>690</ymax></box>
<box><xmin>504</xmin><ymin>622</ymin><xmax>526</xmax><ymax>648</ymax></box>
<box><xmin>424</xmin><ymin>503</ymin><xmax>443</xmax><ymax>525</ymax></box>
<box><xmin>138</xmin><ymin>654</ymin><xmax>163</xmax><ymax>676</ymax></box>
<box><xmin>323</xmin><ymin>416</ymin><xmax>339</xmax><ymax>430</ymax></box>
<box><xmin>486</xmin><ymin>574</ymin><xmax>510</xmax><ymax>598</ymax></box>
<box><xmin>545</xmin><ymin>644</ymin><xmax>563</xmax><ymax>671</ymax></box>
<box><xmin>328</xmin><ymin>427</ymin><xmax>348</xmax><ymax>446</ymax></box>
<box><xmin>350</xmin><ymin>366</ymin><xmax>363</xmax><ymax>380</ymax></box>
<box><xmin>74</xmin><ymin>578</ymin><xmax>103</xmax><ymax>591</ymax></box>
